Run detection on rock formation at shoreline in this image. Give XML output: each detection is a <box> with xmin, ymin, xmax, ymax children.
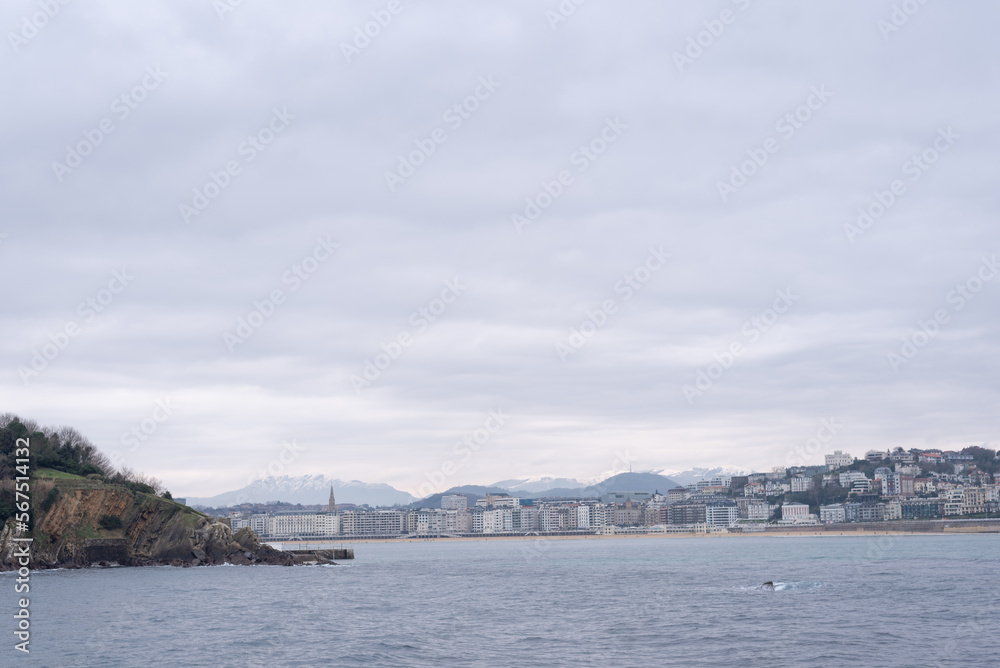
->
<box><xmin>0</xmin><ymin>474</ymin><xmax>293</xmax><ymax>570</ymax></box>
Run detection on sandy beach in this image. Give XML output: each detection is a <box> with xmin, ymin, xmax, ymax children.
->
<box><xmin>273</xmin><ymin>523</ymin><xmax>999</xmax><ymax>547</ymax></box>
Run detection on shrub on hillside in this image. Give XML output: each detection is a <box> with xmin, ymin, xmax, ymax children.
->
<box><xmin>40</xmin><ymin>487</ymin><xmax>60</xmax><ymax>512</ymax></box>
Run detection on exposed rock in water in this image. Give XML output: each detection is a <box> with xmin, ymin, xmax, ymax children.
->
<box><xmin>0</xmin><ymin>482</ymin><xmax>295</xmax><ymax>570</ymax></box>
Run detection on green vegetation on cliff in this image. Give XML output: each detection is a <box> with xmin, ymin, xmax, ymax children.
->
<box><xmin>0</xmin><ymin>414</ymin><xmax>172</xmax><ymax>525</ymax></box>
<box><xmin>0</xmin><ymin>414</ymin><xmax>291</xmax><ymax>569</ymax></box>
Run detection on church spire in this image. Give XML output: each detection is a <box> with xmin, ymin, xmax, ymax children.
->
<box><xmin>328</xmin><ymin>484</ymin><xmax>336</xmax><ymax>512</ymax></box>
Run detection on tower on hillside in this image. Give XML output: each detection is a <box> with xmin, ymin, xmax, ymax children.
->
<box><xmin>328</xmin><ymin>484</ymin><xmax>336</xmax><ymax>512</ymax></box>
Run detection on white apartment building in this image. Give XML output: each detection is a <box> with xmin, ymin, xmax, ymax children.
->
<box><xmin>850</xmin><ymin>479</ymin><xmax>874</xmax><ymax>495</ymax></box>
<box><xmin>587</xmin><ymin>503</ymin><xmax>607</xmax><ymax>528</ymax></box>
<box><xmin>514</xmin><ymin>506</ymin><xmax>539</xmax><ymax>531</ymax></box>
<box><xmin>825</xmin><ymin>450</ymin><xmax>853</xmax><ymax>469</ymax></box>
<box><xmin>475</xmin><ymin>494</ymin><xmax>520</xmax><ymax>508</ymax></box>
<box><xmin>781</xmin><ymin>502</ymin><xmax>810</xmax><ymax>520</ymax></box>
<box><xmin>790</xmin><ymin>476</ymin><xmax>814</xmax><ymax>493</ymax></box>
<box><xmin>441</xmin><ymin>495</ymin><xmax>467</xmax><ymax>511</ymax></box>
<box><xmin>705</xmin><ymin>504</ymin><xmax>737</xmax><ymax>527</ymax></box>
<box><xmin>231</xmin><ymin>511</ymin><xmax>339</xmax><ymax>539</ymax></box>
<box><xmin>482</xmin><ymin>508</ymin><xmax>513</xmax><ymax>533</ymax></box>
<box><xmin>539</xmin><ymin>506</ymin><xmax>564</xmax><ymax>532</ymax></box>
<box><xmin>340</xmin><ymin>509</ymin><xmax>406</xmax><ymax>536</ymax></box>
<box><xmin>820</xmin><ymin>504</ymin><xmax>846</xmax><ymax>523</ymax></box>
<box><xmin>839</xmin><ymin>471</ymin><xmax>868</xmax><ymax>487</ymax></box>
<box><xmin>884</xmin><ymin>500</ymin><xmax>902</xmax><ymax>520</ymax></box>
<box><xmin>765</xmin><ymin>481</ymin><xmax>791</xmax><ymax>496</ymax></box>
<box><xmin>943</xmin><ymin>488</ymin><xmax>965</xmax><ymax>516</ymax></box>
<box><xmin>746</xmin><ymin>501</ymin><xmax>775</xmax><ymax>521</ymax></box>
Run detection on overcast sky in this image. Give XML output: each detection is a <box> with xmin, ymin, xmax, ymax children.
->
<box><xmin>2</xmin><ymin>0</ymin><xmax>998</xmax><ymax>498</ymax></box>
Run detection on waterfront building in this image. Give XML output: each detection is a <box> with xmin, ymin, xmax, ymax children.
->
<box><xmin>614</xmin><ymin>500</ymin><xmax>641</xmax><ymax>527</ymax></box>
<box><xmin>231</xmin><ymin>510</ymin><xmax>339</xmax><ymax>539</ymax></box>
<box><xmin>746</xmin><ymin>501</ymin><xmax>775</xmax><ymax>521</ymax></box>
<box><xmin>670</xmin><ymin>503</ymin><xmax>706</xmax><ymax>525</ymax></box>
<box><xmin>884</xmin><ymin>500</ymin><xmax>902</xmax><ymax>520</ymax></box>
<box><xmin>705</xmin><ymin>502</ymin><xmax>737</xmax><ymax>527</ymax></box>
<box><xmin>856</xmin><ymin>502</ymin><xmax>885</xmax><ymax>522</ymax></box>
<box><xmin>482</xmin><ymin>507</ymin><xmax>513</xmax><ymax>533</ymax></box>
<box><xmin>587</xmin><ymin>503</ymin><xmax>608</xmax><ymax>529</ymax></box>
<box><xmin>340</xmin><ymin>509</ymin><xmax>406</xmax><ymax>536</ymax></box>
<box><xmin>820</xmin><ymin>504</ymin><xmax>846</xmax><ymax>523</ymax></box>
<box><xmin>781</xmin><ymin>502</ymin><xmax>810</xmax><ymax>521</ymax></box>
<box><xmin>962</xmin><ymin>487</ymin><xmax>987</xmax><ymax>515</ymax></box>
<box><xmin>513</xmin><ymin>506</ymin><xmax>539</xmax><ymax>531</ymax></box>
<box><xmin>944</xmin><ymin>488</ymin><xmax>965</xmax><ymax>516</ymax></box>
<box><xmin>901</xmin><ymin>497</ymin><xmax>943</xmax><ymax>519</ymax></box>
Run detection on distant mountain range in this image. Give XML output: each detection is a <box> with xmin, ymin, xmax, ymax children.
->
<box><xmin>190</xmin><ymin>468</ymin><xmax>751</xmax><ymax>509</ymax></box>
<box><xmin>489</xmin><ymin>476</ymin><xmax>590</xmax><ymax>494</ymax></box>
<box><xmin>186</xmin><ymin>475</ymin><xmax>417</xmax><ymax>509</ymax></box>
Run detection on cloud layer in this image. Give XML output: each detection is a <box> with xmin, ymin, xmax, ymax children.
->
<box><xmin>2</xmin><ymin>0</ymin><xmax>998</xmax><ymax>497</ymax></box>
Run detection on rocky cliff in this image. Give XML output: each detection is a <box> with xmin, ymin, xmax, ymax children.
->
<box><xmin>1</xmin><ymin>473</ymin><xmax>293</xmax><ymax>569</ymax></box>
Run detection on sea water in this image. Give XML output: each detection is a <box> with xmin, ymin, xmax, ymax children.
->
<box><xmin>5</xmin><ymin>534</ymin><xmax>999</xmax><ymax>667</ymax></box>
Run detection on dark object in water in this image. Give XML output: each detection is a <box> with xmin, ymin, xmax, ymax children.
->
<box><xmin>761</xmin><ymin>581</ymin><xmax>775</xmax><ymax>590</ymax></box>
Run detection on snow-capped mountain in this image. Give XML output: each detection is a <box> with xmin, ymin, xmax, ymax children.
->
<box><xmin>655</xmin><ymin>466</ymin><xmax>755</xmax><ymax>488</ymax></box>
<box><xmin>490</xmin><ymin>476</ymin><xmax>590</xmax><ymax>494</ymax></box>
<box><xmin>187</xmin><ymin>474</ymin><xmax>415</xmax><ymax>508</ymax></box>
